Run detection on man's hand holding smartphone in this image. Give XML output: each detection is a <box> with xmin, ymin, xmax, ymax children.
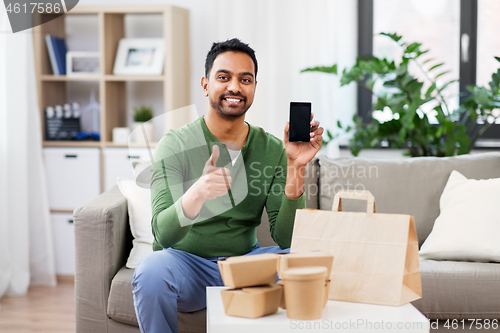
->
<box><xmin>284</xmin><ymin>102</ymin><xmax>323</xmax><ymax>167</ymax></box>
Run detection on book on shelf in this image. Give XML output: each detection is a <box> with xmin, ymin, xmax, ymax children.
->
<box><xmin>45</xmin><ymin>34</ymin><xmax>67</xmax><ymax>76</ymax></box>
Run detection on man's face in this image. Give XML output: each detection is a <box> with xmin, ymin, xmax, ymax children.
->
<box><xmin>202</xmin><ymin>51</ymin><xmax>257</xmax><ymax>118</ymax></box>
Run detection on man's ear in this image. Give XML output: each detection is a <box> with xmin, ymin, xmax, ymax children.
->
<box><xmin>201</xmin><ymin>77</ymin><xmax>209</xmax><ymax>97</ymax></box>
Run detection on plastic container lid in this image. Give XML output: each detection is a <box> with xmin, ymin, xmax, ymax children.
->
<box><xmin>282</xmin><ymin>266</ymin><xmax>327</xmax><ymax>281</ymax></box>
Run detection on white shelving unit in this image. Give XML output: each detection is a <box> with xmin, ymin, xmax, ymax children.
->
<box><xmin>33</xmin><ymin>5</ymin><xmax>190</xmax><ymax>277</ymax></box>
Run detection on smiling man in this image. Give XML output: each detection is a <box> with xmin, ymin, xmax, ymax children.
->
<box><xmin>132</xmin><ymin>38</ymin><xmax>324</xmax><ymax>333</ymax></box>
<box><xmin>205</xmin><ymin>51</ymin><xmax>255</xmax><ymax>118</ymax></box>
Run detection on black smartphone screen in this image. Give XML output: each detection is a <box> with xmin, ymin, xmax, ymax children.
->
<box><xmin>289</xmin><ymin>102</ymin><xmax>311</xmax><ymax>142</ymax></box>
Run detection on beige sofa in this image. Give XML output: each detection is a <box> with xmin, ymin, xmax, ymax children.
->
<box><xmin>74</xmin><ymin>152</ymin><xmax>500</xmax><ymax>333</ymax></box>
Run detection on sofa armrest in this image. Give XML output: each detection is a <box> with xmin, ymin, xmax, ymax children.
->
<box><xmin>73</xmin><ymin>186</ymin><xmax>130</xmax><ymax>333</ymax></box>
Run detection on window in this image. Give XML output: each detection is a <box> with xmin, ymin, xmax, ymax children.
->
<box><xmin>477</xmin><ymin>0</ymin><xmax>500</xmax><ymax>88</ymax></box>
<box><xmin>477</xmin><ymin>0</ymin><xmax>500</xmax><ymax>128</ymax></box>
<box><xmin>373</xmin><ymin>0</ymin><xmax>460</xmax><ymax>123</ymax></box>
<box><xmin>358</xmin><ymin>0</ymin><xmax>499</xmax><ymax>140</ymax></box>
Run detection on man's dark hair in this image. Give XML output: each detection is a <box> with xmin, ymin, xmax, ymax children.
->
<box><xmin>205</xmin><ymin>38</ymin><xmax>258</xmax><ymax>79</ymax></box>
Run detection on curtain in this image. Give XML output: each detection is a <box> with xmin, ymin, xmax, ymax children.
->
<box><xmin>0</xmin><ymin>6</ymin><xmax>56</xmax><ymax>298</ymax></box>
<box><xmin>204</xmin><ymin>0</ymin><xmax>358</xmax><ymax>156</ymax></box>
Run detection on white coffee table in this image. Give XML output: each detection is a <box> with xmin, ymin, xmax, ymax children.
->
<box><xmin>207</xmin><ymin>287</ymin><xmax>429</xmax><ymax>333</ymax></box>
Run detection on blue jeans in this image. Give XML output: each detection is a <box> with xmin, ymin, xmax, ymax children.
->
<box><xmin>132</xmin><ymin>244</ymin><xmax>289</xmax><ymax>333</ymax></box>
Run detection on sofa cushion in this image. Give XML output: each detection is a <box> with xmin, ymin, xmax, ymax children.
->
<box><xmin>117</xmin><ymin>177</ymin><xmax>154</xmax><ymax>269</ymax></box>
<box><xmin>318</xmin><ymin>153</ymin><xmax>500</xmax><ymax>246</ymax></box>
<box><xmin>412</xmin><ymin>260</ymin><xmax>500</xmax><ymax>319</ymax></box>
<box><xmin>108</xmin><ymin>266</ymin><xmax>206</xmax><ymax>332</ymax></box>
<box><xmin>108</xmin><ymin>267</ymin><xmax>139</xmax><ymax>326</ymax></box>
<box><xmin>419</xmin><ymin>170</ymin><xmax>500</xmax><ymax>262</ymax></box>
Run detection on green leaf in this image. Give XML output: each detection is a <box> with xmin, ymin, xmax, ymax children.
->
<box><xmin>383</xmin><ymin>79</ymin><xmax>398</xmax><ymax>88</ymax></box>
<box><xmin>433</xmin><ymin>105</ymin><xmax>446</xmax><ymax>123</ymax></box>
<box><xmin>405</xmin><ymin>42</ymin><xmax>421</xmax><ymax>53</ymax></box>
<box><xmin>434</xmin><ymin>71</ymin><xmax>450</xmax><ymax>79</ymax></box>
<box><xmin>340</xmin><ymin>66</ymin><xmax>364</xmax><ymax>86</ymax></box>
<box><xmin>337</xmin><ymin>120</ymin><xmax>342</xmax><ymax>129</ymax></box>
<box><xmin>401</xmin><ymin>110</ymin><xmax>416</xmax><ymax>130</ymax></box>
<box><xmin>425</xmin><ymin>83</ymin><xmax>436</xmax><ymax>99</ymax></box>
<box><xmin>492</xmin><ymin>71</ymin><xmax>500</xmax><ymax>87</ymax></box>
<box><xmin>380</xmin><ymin>32</ymin><xmax>403</xmax><ymax>44</ymax></box>
<box><xmin>301</xmin><ymin>65</ymin><xmax>337</xmax><ymax>74</ymax></box>
<box><xmin>326</xmin><ymin>129</ymin><xmax>334</xmax><ymax>140</ymax></box>
<box><xmin>436</xmin><ymin>126</ymin><xmax>443</xmax><ymax>138</ymax></box>
<box><xmin>378</xmin><ymin>119</ymin><xmax>402</xmax><ymax>136</ymax></box>
<box><xmin>495</xmin><ymin>56</ymin><xmax>500</xmax><ymax>63</ymax></box>
<box><xmin>428</xmin><ymin>63</ymin><xmax>444</xmax><ymax>71</ymax></box>
<box><xmin>438</xmin><ymin>79</ymin><xmax>458</xmax><ymax>93</ymax></box>
<box><xmin>415</xmin><ymin>49</ymin><xmax>429</xmax><ymax>58</ymax></box>
<box><xmin>399</xmin><ymin>128</ymin><xmax>407</xmax><ymax>141</ymax></box>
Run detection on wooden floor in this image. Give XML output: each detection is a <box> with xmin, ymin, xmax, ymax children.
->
<box><xmin>0</xmin><ymin>282</ymin><xmax>75</xmax><ymax>333</ymax></box>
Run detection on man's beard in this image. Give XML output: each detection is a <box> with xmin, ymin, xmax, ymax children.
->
<box><xmin>209</xmin><ymin>93</ymin><xmax>250</xmax><ymax>119</ymax></box>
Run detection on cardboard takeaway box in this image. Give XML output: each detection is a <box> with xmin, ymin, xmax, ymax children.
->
<box><xmin>218</xmin><ymin>252</ymin><xmax>333</xmax><ymax>318</ymax></box>
<box><xmin>281</xmin><ymin>266</ymin><xmax>328</xmax><ymax>320</ymax></box>
<box><xmin>220</xmin><ymin>284</ymin><xmax>282</xmax><ymax>318</ymax></box>
<box><xmin>277</xmin><ymin>251</ymin><xmax>334</xmax><ymax>278</ymax></box>
<box><xmin>277</xmin><ymin>275</ymin><xmax>331</xmax><ymax>309</ymax></box>
<box><xmin>218</xmin><ymin>253</ymin><xmax>279</xmax><ymax>288</ymax></box>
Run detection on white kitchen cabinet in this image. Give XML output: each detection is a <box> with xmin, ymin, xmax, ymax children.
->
<box><xmin>104</xmin><ymin>147</ymin><xmax>154</xmax><ymax>191</ymax></box>
<box><xmin>43</xmin><ymin>147</ymin><xmax>101</xmax><ymax>210</ymax></box>
<box><xmin>51</xmin><ymin>212</ymin><xmax>75</xmax><ymax>275</ymax></box>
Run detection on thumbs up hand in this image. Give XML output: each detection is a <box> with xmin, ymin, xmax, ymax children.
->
<box><xmin>203</xmin><ymin>143</ymin><xmax>220</xmax><ymax>174</ymax></box>
<box><xmin>198</xmin><ymin>145</ymin><xmax>231</xmax><ymax>200</ymax></box>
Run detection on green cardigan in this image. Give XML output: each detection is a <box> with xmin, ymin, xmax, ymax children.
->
<box><xmin>150</xmin><ymin>116</ymin><xmax>305</xmax><ymax>257</ymax></box>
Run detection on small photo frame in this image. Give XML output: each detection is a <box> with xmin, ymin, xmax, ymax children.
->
<box><xmin>66</xmin><ymin>51</ymin><xmax>100</xmax><ymax>76</ymax></box>
<box><xmin>113</xmin><ymin>38</ymin><xmax>165</xmax><ymax>75</ymax></box>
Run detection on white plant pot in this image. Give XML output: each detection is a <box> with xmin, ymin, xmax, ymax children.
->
<box><xmin>131</xmin><ymin>121</ymin><xmax>154</xmax><ymax>144</ymax></box>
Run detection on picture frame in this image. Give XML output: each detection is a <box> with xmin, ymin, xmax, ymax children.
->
<box><xmin>113</xmin><ymin>38</ymin><xmax>165</xmax><ymax>75</ymax></box>
<box><xmin>66</xmin><ymin>51</ymin><xmax>100</xmax><ymax>76</ymax></box>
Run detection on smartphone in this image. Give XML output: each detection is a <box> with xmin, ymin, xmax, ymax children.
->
<box><xmin>289</xmin><ymin>102</ymin><xmax>311</xmax><ymax>142</ymax></box>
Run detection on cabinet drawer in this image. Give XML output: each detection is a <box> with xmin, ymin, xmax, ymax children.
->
<box><xmin>51</xmin><ymin>212</ymin><xmax>75</xmax><ymax>275</ymax></box>
<box><xmin>104</xmin><ymin>147</ymin><xmax>154</xmax><ymax>191</ymax></box>
<box><xmin>43</xmin><ymin>147</ymin><xmax>101</xmax><ymax>210</ymax></box>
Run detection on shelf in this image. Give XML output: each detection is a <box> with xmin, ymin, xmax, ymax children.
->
<box><xmin>41</xmin><ymin>75</ymin><xmax>101</xmax><ymax>81</ymax></box>
<box><xmin>50</xmin><ymin>209</ymin><xmax>77</xmax><ymax>213</ymax></box>
<box><xmin>43</xmin><ymin>141</ymin><xmax>159</xmax><ymax>148</ymax></box>
<box><xmin>69</xmin><ymin>5</ymin><xmax>169</xmax><ymax>14</ymax></box>
<box><xmin>35</xmin><ymin>5</ymin><xmax>190</xmax><ymax>195</ymax></box>
<box><xmin>105</xmin><ymin>142</ymin><xmax>158</xmax><ymax>148</ymax></box>
<box><xmin>43</xmin><ymin>141</ymin><xmax>102</xmax><ymax>147</ymax></box>
<box><xmin>40</xmin><ymin>75</ymin><xmax>165</xmax><ymax>82</ymax></box>
<box><xmin>104</xmin><ymin>75</ymin><xmax>164</xmax><ymax>82</ymax></box>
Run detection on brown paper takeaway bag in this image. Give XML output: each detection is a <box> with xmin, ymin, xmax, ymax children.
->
<box><xmin>290</xmin><ymin>190</ymin><xmax>422</xmax><ymax>306</ymax></box>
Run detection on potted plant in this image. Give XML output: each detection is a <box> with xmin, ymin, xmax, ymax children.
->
<box><xmin>302</xmin><ymin>32</ymin><xmax>500</xmax><ymax>157</ymax></box>
<box><xmin>131</xmin><ymin>105</ymin><xmax>154</xmax><ymax>143</ymax></box>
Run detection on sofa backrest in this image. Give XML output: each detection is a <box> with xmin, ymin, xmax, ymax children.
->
<box><xmin>317</xmin><ymin>152</ymin><xmax>500</xmax><ymax>246</ymax></box>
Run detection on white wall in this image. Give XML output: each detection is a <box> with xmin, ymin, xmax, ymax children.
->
<box><xmin>74</xmin><ymin>0</ymin><xmax>357</xmax><ymax>140</ymax></box>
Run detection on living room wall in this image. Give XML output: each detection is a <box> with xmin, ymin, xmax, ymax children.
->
<box><xmin>75</xmin><ymin>0</ymin><xmax>358</xmax><ymax>141</ymax></box>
